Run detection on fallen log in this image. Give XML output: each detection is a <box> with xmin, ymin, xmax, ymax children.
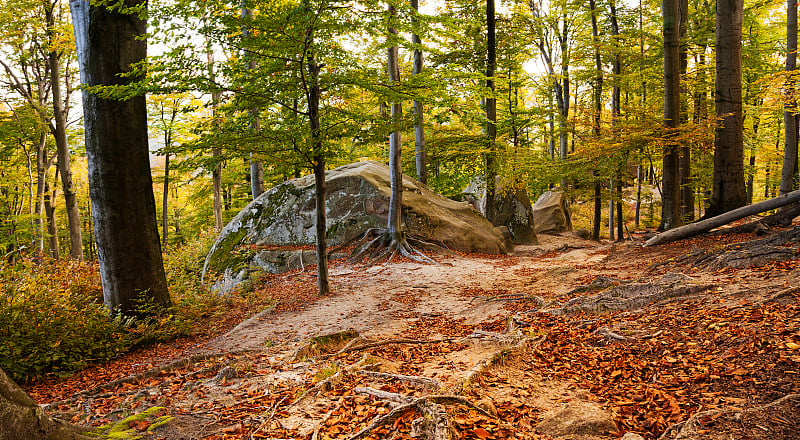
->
<box><xmin>644</xmin><ymin>190</ymin><xmax>800</xmax><ymax>247</ymax></box>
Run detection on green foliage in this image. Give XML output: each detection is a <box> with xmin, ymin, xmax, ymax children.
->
<box><xmin>0</xmin><ymin>258</ymin><xmax>131</xmax><ymax>380</ymax></box>
<box><xmin>0</xmin><ymin>231</ymin><xmax>223</xmax><ymax>381</ymax></box>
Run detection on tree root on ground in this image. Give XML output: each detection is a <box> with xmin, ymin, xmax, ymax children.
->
<box><xmin>355</xmin><ymin>370</ymin><xmax>442</xmax><ymax>390</ymax></box>
<box><xmin>330</xmin><ymin>228</ymin><xmax>448</xmax><ymax>265</ymax></box>
<box><xmin>649</xmin><ymin>225</ymin><xmax>800</xmax><ymax>272</ymax></box>
<box><xmin>41</xmin><ymin>348</ymin><xmax>266</xmax><ymax>410</ymax></box>
<box><xmin>346</xmin><ymin>393</ymin><xmax>495</xmax><ymax>440</ymax></box>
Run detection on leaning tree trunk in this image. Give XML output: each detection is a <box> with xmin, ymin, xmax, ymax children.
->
<box><xmin>70</xmin><ymin>0</ymin><xmax>171</xmax><ymax>316</ymax></box>
<box><xmin>708</xmin><ymin>0</ymin><xmax>747</xmax><ymax>216</ymax></box>
<box><xmin>0</xmin><ymin>367</ymin><xmax>91</xmax><ymax>440</ymax></box>
<box><xmin>644</xmin><ymin>189</ymin><xmax>800</xmax><ymax>246</ymax></box>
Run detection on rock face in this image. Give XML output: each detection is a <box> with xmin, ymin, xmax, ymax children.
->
<box><xmin>203</xmin><ymin>161</ymin><xmax>510</xmax><ymax>292</ymax></box>
<box><xmin>464</xmin><ymin>178</ymin><xmax>538</xmax><ymax>244</ymax></box>
<box><xmin>531</xmin><ymin>191</ymin><xmax>572</xmax><ymax>234</ymax></box>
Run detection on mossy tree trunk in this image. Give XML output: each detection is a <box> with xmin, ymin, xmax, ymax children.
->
<box><xmin>0</xmin><ymin>368</ymin><xmax>91</xmax><ymax>440</ymax></box>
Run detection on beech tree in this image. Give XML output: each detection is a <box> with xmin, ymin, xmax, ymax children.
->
<box><xmin>707</xmin><ymin>0</ymin><xmax>747</xmax><ymax>215</ymax></box>
<box><xmin>660</xmin><ymin>0</ymin><xmax>682</xmax><ymax>230</ymax></box>
<box><xmin>782</xmin><ymin>0</ymin><xmax>799</xmax><ymax>197</ymax></box>
<box><xmin>70</xmin><ymin>0</ymin><xmax>171</xmax><ymax>315</ymax></box>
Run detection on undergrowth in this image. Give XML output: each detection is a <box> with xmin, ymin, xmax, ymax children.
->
<box><xmin>0</xmin><ymin>230</ymin><xmax>229</xmax><ymax>381</ymax></box>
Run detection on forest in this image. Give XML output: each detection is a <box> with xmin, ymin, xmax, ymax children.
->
<box><xmin>1</xmin><ymin>0</ymin><xmax>800</xmax><ymax>438</ymax></box>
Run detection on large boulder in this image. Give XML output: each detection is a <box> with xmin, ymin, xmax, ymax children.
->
<box><xmin>464</xmin><ymin>177</ymin><xmax>538</xmax><ymax>244</ymax></box>
<box><xmin>531</xmin><ymin>191</ymin><xmax>572</xmax><ymax>234</ymax></box>
<box><xmin>203</xmin><ymin>161</ymin><xmax>510</xmax><ymax>292</ymax></box>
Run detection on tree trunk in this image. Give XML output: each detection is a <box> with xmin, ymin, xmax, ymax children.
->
<box><xmin>162</xmin><ymin>152</ymin><xmax>170</xmax><ymax>247</ymax></box>
<box><xmin>33</xmin><ymin>132</ymin><xmax>48</xmax><ymax>254</ymax></box>
<box><xmin>308</xmin><ymin>50</ymin><xmax>329</xmax><ymax>295</ymax></box>
<box><xmin>708</xmin><ymin>0</ymin><xmax>747</xmax><ymax>216</ymax></box>
<box><xmin>205</xmin><ymin>36</ymin><xmax>224</xmax><ymax>232</ymax></box>
<box><xmin>46</xmin><ymin>3</ymin><xmax>82</xmax><ymax>261</ymax></box>
<box><xmin>44</xmin><ymin>179</ymin><xmax>60</xmax><ymax>259</ymax></box>
<box><xmin>590</xmin><ymin>0</ymin><xmax>603</xmax><ymax>240</ymax></box>
<box><xmin>678</xmin><ymin>0</ymin><xmax>693</xmax><ymax>222</ymax></box>
<box><xmin>782</xmin><ymin>0</ymin><xmax>799</xmax><ymax>197</ymax></box>
<box><xmin>644</xmin><ymin>189</ymin><xmax>800</xmax><ymax>246</ymax></box>
<box><xmin>387</xmin><ymin>4</ymin><xmax>403</xmax><ymax>239</ymax></box>
<box><xmin>0</xmin><ymin>367</ymin><xmax>91</xmax><ymax>440</ymax></box>
<box><xmin>660</xmin><ymin>0</ymin><xmax>683</xmax><ymax>231</ymax></box>
<box><xmin>411</xmin><ymin>0</ymin><xmax>427</xmax><ymax>185</ymax></box>
<box><xmin>483</xmin><ymin>0</ymin><xmax>497</xmax><ymax>223</ymax></box>
<box><xmin>70</xmin><ymin>0</ymin><xmax>171</xmax><ymax>316</ymax></box>
<box><xmin>241</xmin><ymin>0</ymin><xmax>264</xmax><ymax>200</ymax></box>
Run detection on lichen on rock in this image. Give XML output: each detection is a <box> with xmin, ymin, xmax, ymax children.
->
<box><xmin>203</xmin><ymin>161</ymin><xmax>511</xmax><ymax>294</ymax></box>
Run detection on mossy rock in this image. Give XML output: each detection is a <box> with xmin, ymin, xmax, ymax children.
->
<box><xmin>203</xmin><ymin>161</ymin><xmax>511</xmax><ymax>294</ymax></box>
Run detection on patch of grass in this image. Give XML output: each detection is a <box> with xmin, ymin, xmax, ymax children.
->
<box><xmin>314</xmin><ymin>363</ymin><xmax>340</xmax><ymax>383</ymax></box>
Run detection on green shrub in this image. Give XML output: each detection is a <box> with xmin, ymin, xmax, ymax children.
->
<box><xmin>0</xmin><ymin>258</ymin><xmax>132</xmax><ymax>380</ymax></box>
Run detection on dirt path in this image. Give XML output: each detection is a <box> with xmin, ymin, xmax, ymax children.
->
<box><xmin>30</xmin><ymin>230</ymin><xmax>800</xmax><ymax>440</ymax></box>
<box><xmin>202</xmin><ymin>234</ymin><xmax>612</xmax><ymax>353</ymax></box>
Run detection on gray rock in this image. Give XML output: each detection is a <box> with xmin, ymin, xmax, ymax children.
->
<box><xmin>464</xmin><ymin>177</ymin><xmax>538</xmax><ymax>244</ymax></box>
<box><xmin>203</xmin><ymin>161</ymin><xmax>510</xmax><ymax>293</ymax></box>
<box><xmin>622</xmin><ymin>433</ymin><xmax>646</xmax><ymax>440</ymax></box>
<box><xmin>536</xmin><ymin>400</ymin><xmax>618</xmax><ymax>437</ymax></box>
<box><xmin>531</xmin><ymin>191</ymin><xmax>573</xmax><ymax>234</ymax></box>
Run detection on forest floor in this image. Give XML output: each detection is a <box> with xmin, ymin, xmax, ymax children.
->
<box><xmin>24</xmin><ymin>224</ymin><xmax>800</xmax><ymax>440</ymax></box>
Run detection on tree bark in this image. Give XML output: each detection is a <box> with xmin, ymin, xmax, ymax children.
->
<box><xmin>707</xmin><ymin>0</ymin><xmax>747</xmax><ymax>216</ymax></box>
<box><xmin>70</xmin><ymin>0</ymin><xmax>171</xmax><ymax>316</ymax></box>
<box><xmin>590</xmin><ymin>0</ymin><xmax>603</xmax><ymax>241</ymax></box>
<box><xmin>162</xmin><ymin>152</ymin><xmax>170</xmax><ymax>247</ymax></box>
<box><xmin>308</xmin><ymin>50</ymin><xmax>329</xmax><ymax>295</ymax></box>
<box><xmin>46</xmin><ymin>2</ymin><xmax>83</xmax><ymax>261</ymax></box>
<box><xmin>241</xmin><ymin>0</ymin><xmax>265</xmax><ymax>200</ymax></box>
<box><xmin>410</xmin><ymin>0</ymin><xmax>427</xmax><ymax>185</ymax></box>
<box><xmin>644</xmin><ymin>189</ymin><xmax>800</xmax><ymax>246</ymax></box>
<box><xmin>0</xmin><ymin>367</ymin><xmax>91</xmax><ymax>440</ymax></box>
<box><xmin>205</xmin><ymin>34</ymin><xmax>224</xmax><ymax>232</ymax></box>
<box><xmin>387</xmin><ymin>4</ymin><xmax>403</xmax><ymax>239</ymax></box>
<box><xmin>660</xmin><ymin>0</ymin><xmax>683</xmax><ymax>231</ymax></box>
<box><xmin>44</xmin><ymin>179</ymin><xmax>60</xmax><ymax>259</ymax></box>
<box><xmin>782</xmin><ymin>0</ymin><xmax>799</xmax><ymax>197</ymax></box>
<box><xmin>483</xmin><ymin>0</ymin><xmax>497</xmax><ymax>223</ymax></box>
<box><xmin>678</xmin><ymin>0</ymin><xmax>693</xmax><ymax>221</ymax></box>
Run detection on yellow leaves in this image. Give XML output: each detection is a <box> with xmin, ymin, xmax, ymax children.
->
<box><xmin>785</xmin><ymin>342</ymin><xmax>800</xmax><ymax>350</ymax></box>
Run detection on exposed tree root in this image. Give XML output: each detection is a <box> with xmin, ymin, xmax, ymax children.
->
<box><xmin>42</xmin><ymin>348</ymin><xmax>265</xmax><ymax>410</ymax></box>
<box><xmin>311</xmin><ymin>396</ymin><xmax>349</xmax><ymax>440</ymax></box>
<box><xmin>346</xmin><ymin>394</ymin><xmax>494</xmax><ymax>440</ymax></box>
<box><xmin>291</xmin><ymin>355</ymin><xmax>370</xmax><ymax>407</ymax></box>
<box><xmin>330</xmin><ymin>228</ymin><xmax>447</xmax><ymax>265</ymax></box>
<box><xmin>335</xmin><ymin>337</ymin><xmax>455</xmax><ymax>355</ymax></box>
<box><xmin>355</xmin><ymin>370</ymin><xmax>442</xmax><ymax>390</ymax></box>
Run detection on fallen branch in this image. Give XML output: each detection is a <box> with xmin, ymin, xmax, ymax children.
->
<box><xmin>644</xmin><ymin>190</ymin><xmax>800</xmax><ymax>247</ymax></box>
<box><xmin>595</xmin><ymin>327</ymin><xmax>629</xmax><ymax>342</ymax></box>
